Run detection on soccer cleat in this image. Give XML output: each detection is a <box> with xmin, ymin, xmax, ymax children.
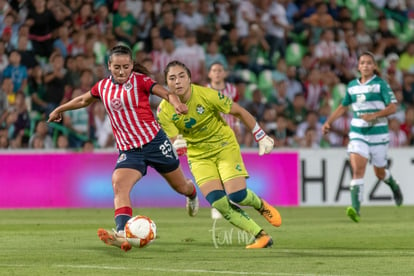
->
<box><xmin>346</xmin><ymin>206</ymin><xmax>360</xmax><ymax>223</ymax></box>
<box><xmin>186</xmin><ymin>196</ymin><xmax>199</xmax><ymax>217</ymax></box>
<box><xmin>392</xmin><ymin>185</ymin><xmax>403</xmax><ymax>206</ymax></box>
<box><xmin>246</xmin><ymin>234</ymin><xmax>273</xmax><ymax>249</ymax></box>
<box><xmin>97</xmin><ymin>228</ymin><xmax>132</xmax><ymax>252</ymax></box>
<box><xmin>258</xmin><ymin>199</ymin><xmax>282</xmax><ymax>227</ymax></box>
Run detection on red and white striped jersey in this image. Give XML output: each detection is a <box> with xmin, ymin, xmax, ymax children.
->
<box><xmin>207</xmin><ymin>82</ymin><xmax>239</xmax><ymax>129</ymax></box>
<box><xmin>90</xmin><ymin>72</ymin><xmax>161</xmax><ymax>151</ymax></box>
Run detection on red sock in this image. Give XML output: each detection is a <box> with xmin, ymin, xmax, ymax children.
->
<box><xmin>114</xmin><ymin>206</ymin><xmax>133</xmax><ymax>232</ymax></box>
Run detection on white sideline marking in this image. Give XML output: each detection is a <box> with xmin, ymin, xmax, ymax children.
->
<box><xmin>0</xmin><ymin>264</ymin><xmax>336</xmax><ymax>276</ymax></box>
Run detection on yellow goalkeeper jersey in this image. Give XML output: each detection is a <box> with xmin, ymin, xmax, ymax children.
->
<box><xmin>157</xmin><ymin>84</ymin><xmax>237</xmax><ymax>158</ymax></box>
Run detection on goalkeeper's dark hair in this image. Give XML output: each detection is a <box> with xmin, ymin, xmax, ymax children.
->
<box><xmin>163</xmin><ymin>60</ymin><xmax>191</xmax><ymax>83</ymax></box>
<box><xmin>108</xmin><ymin>44</ymin><xmax>151</xmax><ymax>76</ymax></box>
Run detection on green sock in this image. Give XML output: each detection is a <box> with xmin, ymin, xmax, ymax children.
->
<box><xmin>384</xmin><ymin>175</ymin><xmax>399</xmax><ymax>191</ymax></box>
<box><xmin>350</xmin><ymin>185</ymin><xmax>361</xmax><ymax>214</ymax></box>
<box><xmin>238</xmin><ymin>189</ymin><xmax>262</xmax><ymax>210</ymax></box>
<box><xmin>212</xmin><ymin>196</ymin><xmax>262</xmax><ymax>236</ymax></box>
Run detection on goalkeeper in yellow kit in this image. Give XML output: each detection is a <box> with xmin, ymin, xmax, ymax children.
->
<box><xmin>157</xmin><ymin>60</ymin><xmax>281</xmax><ymax>248</ymax></box>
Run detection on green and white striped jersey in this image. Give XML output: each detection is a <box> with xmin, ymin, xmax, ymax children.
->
<box><xmin>342</xmin><ymin>75</ymin><xmax>397</xmax><ymax>145</ymax></box>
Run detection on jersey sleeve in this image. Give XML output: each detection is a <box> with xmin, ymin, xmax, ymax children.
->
<box><xmin>341</xmin><ymin>83</ymin><xmax>352</xmax><ymax>107</ymax></box>
<box><xmin>136</xmin><ymin>73</ymin><xmax>157</xmax><ymax>95</ymax></box>
<box><xmin>90</xmin><ymin>81</ymin><xmax>101</xmax><ymax>98</ymax></box>
<box><xmin>157</xmin><ymin>100</ymin><xmax>179</xmax><ymax>138</ymax></box>
<box><xmin>380</xmin><ymin>79</ymin><xmax>397</xmax><ymax>105</ymax></box>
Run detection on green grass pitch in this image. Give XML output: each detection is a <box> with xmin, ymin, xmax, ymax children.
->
<box><xmin>0</xmin><ymin>206</ymin><xmax>413</xmax><ymax>276</ymax></box>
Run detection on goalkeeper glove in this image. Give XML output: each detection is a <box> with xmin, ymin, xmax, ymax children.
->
<box><xmin>252</xmin><ymin>123</ymin><xmax>274</xmax><ymax>156</ymax></box>
<box><xmin>173</xmin><ymin>134</ymin><xmax>187</xmax><ymax>156</ymax></box>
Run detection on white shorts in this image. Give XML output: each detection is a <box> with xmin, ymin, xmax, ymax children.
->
<box><xmin>347</xmin><ymin>140</ymin><xmax>388</xmax><ymax>168</ymax></box>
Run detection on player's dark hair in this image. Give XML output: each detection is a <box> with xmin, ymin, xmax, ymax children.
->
<box><xmin>359</xmin><ymin>51</ymin><xmax>381</xmax><ymax>76</ymax></box>
<box><xmin>208</xmin><ymin>61</ymin><xmax>225</xmax><ymax>72</ymax></box>
<box><xmin>163</xmin><ymin>60</ymin><xmax>191</xmax><ymax>83</ymax></box>
<box><xmin>108</xmin><ymin>45</ymin><xmax>151</xmax><ymax>76</ymax></box>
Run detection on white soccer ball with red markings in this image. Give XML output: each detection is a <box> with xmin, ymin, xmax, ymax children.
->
<box><xmin>124</xmin><ymin>215</ymin><xmax>157</xmax><ymax>248</ymax></box>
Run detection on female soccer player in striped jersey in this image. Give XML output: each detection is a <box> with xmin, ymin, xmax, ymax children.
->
<box><xmin>322</xmin><ymin>51</ymin><xmax>403</xmax><ymax>223</ymax></box>
<box><xmin>158</xmin><ymin>60</ymin><xmax>280</xmax><ymax>249</ymax></box>
<box><xmin>48</xmin><ymin>45</ymin><xmax>199</xmax><ymax>251</ymax></box>
<box><xmin>206</xmin><ymin>62</ymin><xmax>242</xmax><ymax>142</ymax></box>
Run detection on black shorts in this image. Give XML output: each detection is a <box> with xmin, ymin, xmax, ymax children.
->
<box><xmin>115</xmin><ymin>129</ymin><xmax>180</xmax><ymax>176</ymax></box>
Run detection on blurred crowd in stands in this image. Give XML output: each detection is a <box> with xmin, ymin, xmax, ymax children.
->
<box><xmin>0</xmin><ymin>0</ymin><xmax>414</xmax><ymax>151</ymax></box>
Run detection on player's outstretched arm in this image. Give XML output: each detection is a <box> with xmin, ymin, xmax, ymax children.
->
<box><xmin>229</xmin><ymin>103</ymin><xmax>274</xmax><ymax>155</ymax></box>
<box><xmin>48</xmin><ymin>91</ymin><xmax>96</xmax><ymax>123</ymax></box>
<box><xmin>152</xmin><ymin>84</ymin><xmax>188</xmax><ymax>115</ymax></box>
<box><xmin>322</xmin><ymin>104</ymin><xmax>347</xmax><ymax>134</ymax></box>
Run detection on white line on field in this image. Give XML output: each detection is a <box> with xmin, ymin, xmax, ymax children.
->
<box><xmin>0</xmin><ymin>264</ymin><xmax>338</xmax><ymax>276</ymax></box>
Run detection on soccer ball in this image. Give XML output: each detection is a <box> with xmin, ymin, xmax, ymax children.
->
<box><xmin>124</xmin><ymin>215</ymin><xmax>157</xmax><ymax>248</ymax></box>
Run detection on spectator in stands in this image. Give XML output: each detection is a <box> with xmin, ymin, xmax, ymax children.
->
<box><xmin>402</xmin><ymin>74</ymin><xmax>414</xmax><ymax>105</ymax></box>
<box><xmin>136</xmin><ymin>0</ymin><xmax>156</xmax><ymax>42</ymax></box>
<box><xmin>29</xmin><ymin>120</ymin><xmax>53</xmax><ymax>149</ymax></box>
<box><xmin>260</xmin><ymin>0</ymin><xmax>292</xmax><ymax>62</ymax></box>
<box><xmin>10</xmin><ymin>24</ymin><xmax>33</xmax><ymax>51</ymax></box>
<box><xmin>16</xmin><ymin>34</ymin><xmax>38</xmax><ymax>75</ymax></box>
<box><xmin>112</xmin><ymin>0</ymin><xmax>137</xmax><ymax>46</ymax></box>
<box><xmin>197</xmin><ymin>0</ymin><xmax>220</xmax><ymax>44</ymax></box>
<box><xmin>400</xmin><ymin>106</ymin><xmax>414</xmax><ymax>145</ymax></box>
<box><xmin>389</xmin><ymin>117</ymin><xmax>408</xmax><ymax>147</ymax></box>
<box><xmin>53</xmin><ymin>25</ymin><xmax>73</xmax><ymax>58</ymax></box>
<box><xmin>205</xmin><ymin>40</ymin><xmax>228</xmax><ymax>71</ymax></box>
<box><xmin>93</xmin><ymin>102</ymin><xmax>114</xmax><ymax>149</ymax></box>
<box><xmin>0</xmin><ymin>40</ymin><xmax>8</xmax><ymax>77</ymax></box>
<box><xmin>43</xmin><ymin>53</ymin><xmax>70</xmax><ymax>115</ymax></box>
<box><xmin>55</xmin><ymin>133</ymin><xmax>69</xmax><ymax>150</ymax></box>
<box><xmin>398</xmin><ymin>42</ymin><xmax>414</xmax><ymax>77</ymax></box>
<box><xmin>325</xmin><ymin>110</ymin><xmax>351</xmax><ymax>147</ymax></box>
<box><xmin>0</xmin><ymin>130</ymin><xmax>9</xmax><ymax>148</ymax></box>
<box><xmin>285</xmin><ymin>93</ymin><xmax>307</xmax><ymax>137</ymax></box>
<box><xmin>313</xmin><ymin>28</ymin><xmax>344</xmax><ymax>73</ymax></box>
<box><xmin>244</xmin><ymin>88</ymin><xmax>269</xmax><ymax>147</ymax></box>
<box><xmin>95</xmin><ymin>4</ymin><xmax>112</xmax><ymax>37</ymax></box>
<box><xmin>243</xmin><ymin>23</ymin><xmax>270</xmax><ymax>75</ymax></box>
<box><xmin>0</xmin><ymin>77</ymin><xmax>13</xmax><ymax>107</ymax></box>
<box><xmin>2</xmin><ymin>50</ymin><xmax>28</xmax><ymax>94</ymax></box>
<box><xmin>61</xmin><ymin>87</ymin><xmax>89</xmax><ymax>148</ymax></box>
<box><xmin>175</xmin><ymin>0</ymin><xmax>204</xmax><ymax>33</ymax></box>
<box><xmin>269</xmin><ymin>114</ymin><xmax>289</xmax><ymax>147</ymax></box>
<box><xmin>214</xmin><ymin>0</ymin><xmax>233</xmax><ymax>31</ymax></box>
<box><xmin>303</xmin><ymin>1</ymin><xmax>337</xmax><ymax>44</ymax></box>
<box><xmin>220</xmin><ymin>25</ymin><xmax>248</xmax><ymax>71</ymax></box>
<box><xmin>268</xmin><ymin>76</ymin><xmax>291</xmax><ymax>116</ymax></box>
<box><xmin>372</xmin><ymin>16</ymin><xmax>399</xmax><ymax>59</ymax></box>
<box><xmin>303</xmin><ymin>68</ymin><xmax>326</xmax><ymax>112</ymax></box>
<box><xmin>174</xmin><ymin>30</ymin><xmax>206</xmax><ymax>84</ymax></box>
<box><xmin>26</xmin><ymin>0</ymin><xmax>59</xmax><ymax>59</ymax></box>
<box><xmin>354</xmin><ymin>19</ymin><xmax>373</xmax><ymax>54</ymax></box>
<box><xmin>235</xmin><ymin>0</ymin><xmax>257</xmax><ymax>39</ymax></box>
<box><xmin>294</xmin><ymin>110</ymin><xmax>323</xmax><ymax>147</ymax></box>
<box><xmin>158</xmin><ymin>10</ymin><xmax>175</xmax><ymax>39</ymax></box>
<box><xmin>337</xmin><ymin>33</ymin><xmax>359</xmax><ymax>83</ymax></box>
<box><xmin>285</xmin><ymin>65</ymin><xmax>303</xmax><ymax>102</ymax></box>
<box><xmin>11</xmin><ymin>91</ymin><xmax>30</xmax><ymax>146</ymax></box>
<box><xmin>73</xmin><ymin>3</ymin><xmax>95</xmax><ymax>34</ymax></box>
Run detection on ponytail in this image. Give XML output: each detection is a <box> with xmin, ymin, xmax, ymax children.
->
<box><xmin>133</xmin><ymin>62</ymin><xmax>151</xmax><ymax>76</ymax></box>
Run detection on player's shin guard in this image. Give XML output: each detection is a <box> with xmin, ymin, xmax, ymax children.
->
<box><xmin>350</xmin><ymin>179</ymin><xmax>364</xmax><ymax>214</ymax></box>
<box><xmin>207</xmin><ymin>190</ymin><xmax>262</xmax><ymax>236</ymax></box>
<box><xmin>228</xmin><ymin>189</ymin><xmax>262</xmax><ymax>210</ymax></box>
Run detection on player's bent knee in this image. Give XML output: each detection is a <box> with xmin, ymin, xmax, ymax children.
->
<box><xmin>206</xmin><ymin>190</ymin><xmax>232</xmax><ymax>217</ymax></box>
<box><xmin>228</xmin><ymin>189</ymin><xmax>247</xmax><ymax>204</ymax></box>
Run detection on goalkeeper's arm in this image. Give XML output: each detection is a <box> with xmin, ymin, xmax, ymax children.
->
<box><xmin>229</xmin><ymin>103</ymin><xmax>274</xmax><ymax>156</ymax></box>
